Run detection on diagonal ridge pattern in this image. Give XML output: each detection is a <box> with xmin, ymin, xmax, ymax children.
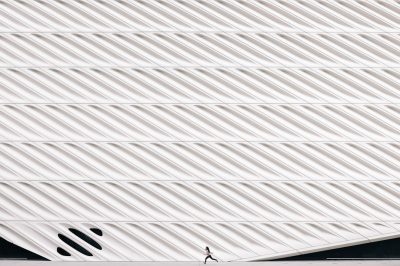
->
<box><xmin>0</xmin><ymin>0</ymin><xmax>400</xmax><ymax>262</ymax></box>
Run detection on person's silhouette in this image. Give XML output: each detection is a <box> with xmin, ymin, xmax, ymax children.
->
<box><xmin>204</xmin><ymin>246</ymin><xmax>218</xmax><ymax>264</ymax></box>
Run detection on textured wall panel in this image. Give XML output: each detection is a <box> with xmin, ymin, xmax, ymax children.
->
<box><xmin>1</xmin><ymin>0</ymin><xmax>400</xmax><ymax>262</ymax></box>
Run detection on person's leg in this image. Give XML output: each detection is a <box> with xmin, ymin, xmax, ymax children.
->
<box><xmin>210</xmin><ymin>255</ymin><xmax>218</xmax><ymax>262</ymax></box>
<box><xmin>204</xmin><ymin>255</ymin><xmax>211</xmax><ymax>264</ymax></box>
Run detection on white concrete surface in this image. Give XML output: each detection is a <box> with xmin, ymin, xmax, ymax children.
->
<box><xmin>2</xmin><ymin>0</ymin><xmax>400</xmax><ymax>263</ymax></box>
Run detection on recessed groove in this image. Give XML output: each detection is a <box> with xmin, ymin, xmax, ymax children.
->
<box><xmin>68</xmin><ymin>228</ymin><xmax>101</xmax><ymax>250</ymax></box>
<box><xmin>58</xmin><ymin>233</ymin><xmax>92</xmax><ymax>256</ymax></box>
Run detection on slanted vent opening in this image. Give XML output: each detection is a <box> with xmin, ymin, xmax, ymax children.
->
<box><xmin>56</xmin><ymin>247</ymin><xmax>71</xmax><ymax>256</ymax></box>
<box><xmin>69</xmin><ymin>228</ymin><xmax>102</xmax><ymax>250</ymax></box>
<box><xmin>90</xmin><ymin>228</ymin><xmax>103</xmax><ymax>236</ymax></box>
<box><xmin>58</xmin><ymin>234</ymin><xmax>93</xmax><ymax>256</ymax></box>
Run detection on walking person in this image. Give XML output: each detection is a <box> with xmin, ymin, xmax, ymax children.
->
<box><xmin>204</xmin><ymin>246</ymin><xmax>218</xmax><ymax>264</ymax></box>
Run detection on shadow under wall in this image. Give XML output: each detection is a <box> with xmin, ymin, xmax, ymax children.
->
<box><xmin>274</xmin><ymin>237</ymin><xmax>400</xmax><ymax>260</ymax></box>
<box><xmin>0</xmin><ymin>237</ymin><xmax>48</xmax><ymax>260</ymax></box>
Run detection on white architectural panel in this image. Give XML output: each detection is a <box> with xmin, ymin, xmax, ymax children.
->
<box><xmin>0</xmin><ymin>0</ymin><xmax>400</xmax><ymax>262</ymax></box>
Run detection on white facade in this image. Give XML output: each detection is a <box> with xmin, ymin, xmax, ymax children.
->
<box><xmin>0</xmin><ymin>0</ymin><xmax>400</xmax><ymax>261</ymax></box>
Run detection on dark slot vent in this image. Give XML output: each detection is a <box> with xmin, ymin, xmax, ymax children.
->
<box><xmin>69</xmin><ymin>228</ymin><xmax>102</xmax><ymax>250</ymax></box>
<box><xmin>0</xmin><ymin>237</ymin><xmax>48</xmax><ymax>260</ymax></box>
<box><xmin>57</xmin><ymin>247</ymin><xmax>71</xmax><ymax>256</ymax></box>
<box><xmin>58</xmin><ymin>234</ymin><xmax>92</xmax><ymax>256</ymax></box>
<box><xmin>90</xmin><ymin>228</ymin><xmax>103</xmax><ymax>236</ymax></box>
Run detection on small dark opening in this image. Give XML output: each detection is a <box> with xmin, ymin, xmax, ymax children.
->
<box><xmin>90</xmin><ymin>228</ymin><xmax>103</xmax><ymax>236</ymax></box>
<box><xmin>58</xmin><ymin>234</ymin><xmax>92</xmax><ymax>256</ymax></box>
<box><xmin>69</xmin><ymin>228</ymin><xmax>102</xmax><ymax>250</ymax></box>
<box><xmin>56</xmin><ymin>247</ymin><xmax>71</xmax><ymax>256</ymax></box>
